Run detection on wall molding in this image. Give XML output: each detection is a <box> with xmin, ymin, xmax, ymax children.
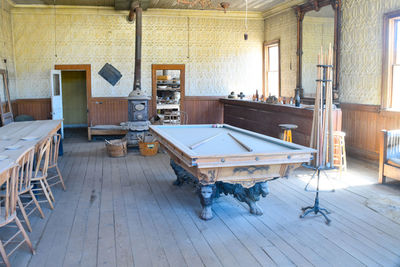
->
<box><xmin>11</xmin><ymin>5</ymin><xmax>263</xmax><ymax>19</ymax></box>
<box><xmin>340</xmin><ymin>103</ymin><xmax>380</xmax><ymax>113</ymax></box>
<box><xmin>185</xmin><ymin>96</ymin><xmax>224</xmax><ymax>100</ymax></box>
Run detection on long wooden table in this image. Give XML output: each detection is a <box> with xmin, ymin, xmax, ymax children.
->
<box><xmin>0</xmin><ymin>120</ymin><xmax>62</xmax><ymax>173</ymax></box>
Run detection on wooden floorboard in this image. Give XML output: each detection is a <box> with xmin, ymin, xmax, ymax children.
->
<box><xmin>4</xmin><ymin>136</ymin><xmax>400</xmax><ymax>267</ymax></box>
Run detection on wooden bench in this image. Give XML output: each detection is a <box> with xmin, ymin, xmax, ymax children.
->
<box><xmin>88</xmin><ymin>125</ymin><xmax>128</xmax><ymax>141</ymax></box>
<box><xmin>379</xmin><ymin>129</ymin><xmax>400</xmax><ymax>183</ymax></box>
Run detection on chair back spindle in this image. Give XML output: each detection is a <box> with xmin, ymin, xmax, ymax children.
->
<box><xmin>387</xmin><ymin>130</ymin><xmax>400</xmax><ymax>159</ymax></box>
<box><xmin>49</xmin><ymin>134</ymin><xmax>61</xmax><ymax>167</ymax></box>
<box><xmin>34</xmin><ymin>138</ymin><xmax>51</xmax><ymax>179</ymax></box>
<box><xmin>16</xmin><ymin>147</ymin><xmax>35</xmax><ymax>193</ymax></box>
<box><xmin>0</xmin><ymin>165</ymin><xmax>19</xmax><ymax>223</ymax></box>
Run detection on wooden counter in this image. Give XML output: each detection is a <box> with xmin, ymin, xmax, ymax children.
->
<box><xmin>220</xmin><ymin>99</ymin><xmax>342</xmax><ymax>147</ymax></box>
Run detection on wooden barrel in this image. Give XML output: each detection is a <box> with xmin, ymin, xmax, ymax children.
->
<box><xmin>105</xmin><ymin>139</ymin><xmax>127</xmax><ymax>157</ymax></box>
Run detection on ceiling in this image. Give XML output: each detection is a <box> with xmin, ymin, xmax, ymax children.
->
<box><xmin>12</xmin><ymin>0</ymin><xmax>290</xmax><ymax>12</ymax></box>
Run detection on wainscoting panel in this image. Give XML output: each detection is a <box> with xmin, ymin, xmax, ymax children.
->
<box><xmin>88</xmin><ymin>98</ymin><xmax>128</xmax><ymax>126</ymax></box>
<box><xmin>184</xmin><ymin>96</ymin><xmax>224</xmax><ymax>124</ymax></box>
<box><xmin>11</xmin><ymin>96</ymin><xmax>224</xmax><ymax>127</ymax></box>
<box><xmin>15</xmin><ymin>98</ymin><xmax>51</xmax><ymax>120</ymax></box>
<box><xmin>341</xmin><ymin>103</ymin><xmax>400</xmax><ymax>161</ymax></box>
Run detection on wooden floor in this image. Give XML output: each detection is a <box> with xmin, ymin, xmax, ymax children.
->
<box><xmin>6</xmin><ymin>133</ymin><xmax>400</xmax><ymax>267</ymax></box>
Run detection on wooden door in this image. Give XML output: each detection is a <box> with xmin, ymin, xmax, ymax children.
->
<box><xmin>51</xmin><ymin>70</ymin><xmax>64</xmax><ymax>138</ymax></box>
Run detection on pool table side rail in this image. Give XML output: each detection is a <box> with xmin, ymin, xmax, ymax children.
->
<box><xmin>151</xmin><ymin>124</ymin><xmax>316</xmax><ymax>154</ymax></box>
<box><xmin>150</xmin><ymin>124</ymin><xmax>316</xmax><ymax>155</ymax></box>
<box><xmin>194</xmin><ymin>152</ymin><xmax>313</xmax><ymax>168</ymax></box>
<box><xmin>150</xmin><ymin>124</ymin><xmax>317</xmax><ymax>156</ymax></box>
<box><xmin>150</xmin><ymin>124</ymin><xmax>316</xmax><ymax>168</ymax></box>
<box><xmin>152</xmin><ymin>131</ymin><xmax>197</xmax><ymax>167</ymax></box>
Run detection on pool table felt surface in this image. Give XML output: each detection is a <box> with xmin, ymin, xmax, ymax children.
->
<box><xmin>150</xmin><ymin>124</ymin><xmax>315</xmax><ymax>159</ymax></box>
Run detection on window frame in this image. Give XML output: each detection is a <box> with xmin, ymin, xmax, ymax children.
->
<box><xmin>381</xmin><ymin>10</ymin><xmax>400</xmax><ymax>110</ymax></box>
<box><xmin>263</xmin><ymin>40</ymin><xmax>281</xmax><ymax>97</ymax></box>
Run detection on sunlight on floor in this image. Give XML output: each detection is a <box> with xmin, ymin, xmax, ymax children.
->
<box><xmin>292</xmin><ymin>157</ymin><xmax>379</xmax><ymax>191</ymax></box>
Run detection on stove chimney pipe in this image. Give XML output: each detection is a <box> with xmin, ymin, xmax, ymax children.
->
<box><xmin>128</xmin><ymin>1</ymin><xmax>142</xmax><ymax>97</ymax></box>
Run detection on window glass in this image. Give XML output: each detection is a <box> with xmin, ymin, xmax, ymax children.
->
<box><xmin>396</xmin><ymin>20</ymin><xmax>400</xmax><ymax>64</ymax></box>
<box><xmin>393</xmin><ymin>65</ymin><xmax>400</xmax><ymax>109</ymax></box>
<box><xmin>53</xmin><ymin>74</ymin><xmax>60</xmax><ymax>96</ymax></box>
<box><xmin>267</xmin><ymin>72</ymin><xmax>279</xmax><ymax>97</ymax></box>
<box><xmin>268</xmin><ymin>46</ymin><xmax>279</xmax><ymax>71</ymax></box>
<box><xmin>265</xmin><ymin>43</ymin><xmax>280</xmax><ymax>97</ymax></box>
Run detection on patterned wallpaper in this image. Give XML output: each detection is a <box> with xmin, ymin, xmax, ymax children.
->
<box><xmin>264</xmin><ymin>9</ymin><xmax>297</xmax><ymax>97</ymax></box>
<box><xmin>8</xmin><ymin>0</ymin><xmax>399</xmax><ymax>104</ymax></box>
<box><xmin>0</xmin><ymin>0</ymin><xmax>16</xmax><ymax>100</ymax></box>
<box><xmin>302</xmin><ymin>16</ymin><xmax>334</xmax><ymax>97</ymax></box>
<box><xmin>340</xmin><ymin>0</ymin><xmax>400</xmax><ymax>104</ymax></box>
<box><xmin>11</xmin><ymin>7</ymin><xmax>264</xmax><ymax>98</ymax></box>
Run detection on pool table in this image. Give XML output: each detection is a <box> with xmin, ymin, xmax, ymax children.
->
<box><xmin>150</xmin><ymin>124</ymin><xmax>316</xmax><ymax>220</ymax></box>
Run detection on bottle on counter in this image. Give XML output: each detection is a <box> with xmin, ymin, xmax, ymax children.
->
<box><xmin>295</xmin><ymin>90</ymin><xmax>301</xmax><ymax>107</ymax></box>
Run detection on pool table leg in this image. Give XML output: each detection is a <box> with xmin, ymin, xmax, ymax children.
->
<box><xmin>199</xmin><ymin>184</ymin><xmax>216</xmax><ymax>220</ymax></box>
<box><xmin>216</xmin><ymin>181</ymin><xmax>269</xmax><ymax>216</ymax></box>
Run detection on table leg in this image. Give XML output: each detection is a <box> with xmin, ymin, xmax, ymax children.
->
<box><xmin>199</xmin><ymin>184</ymin><xmax>216</xmax><ymax>220</ymax></box>
<box><xmin>216</xmin><ymin>181</ymin><xmax>269</xmax><ymax>216</ymax></box>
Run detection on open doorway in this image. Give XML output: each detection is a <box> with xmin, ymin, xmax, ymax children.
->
<box><xmin>61</xmin><ymin>71</ymin><xmax>87</xmax><ymax>128</ymax></box>
<box><xmin>55</xmin><ymin>64</ymin><xmax>91</xmax><ymax>139</ymax></box>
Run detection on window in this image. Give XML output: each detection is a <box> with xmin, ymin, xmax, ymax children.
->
<box><xmin>264</xmin><ymin>40</ymin><xmax>280</xmax><ymax>97</ymax></box>
<box><xmin>382</xmin><ymin>11</ymin><xmax>400</xmax><ymax>109</ymax></box>
<box><xmin>392</xmin><ymin>19</ymin><xmax>400</xmax><ymax>108</ymax></box>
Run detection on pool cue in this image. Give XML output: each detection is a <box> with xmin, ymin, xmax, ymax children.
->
<box><xmin>328</xmin><ymin>44</ymin><xmax>334</xmax><ymax>167</ymax></box>
<box><xmin>189</xmin><ymin>132</ymin><xmax>223</xmax><ymax>150</ymax></box>
<box><xmin>316</xmin><ymin>48</ymin><xmax>323</xmax><ymax>167</ymax></box>
<box><xmin>322</xmin><ymin>49</ymin><xmax>329</xmax><ymax>167</ymax></box>
<box><xmin>228</xmin><ymin>132</ymin><xmax>253</xmax><ymax>152</ymax></box>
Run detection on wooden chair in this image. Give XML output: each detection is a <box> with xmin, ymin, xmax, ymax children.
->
<box><xmin>46</xmin><ymin>134</ymin><xmax>66</xmax><ymax>191</ymax></box>
<box><xmin>16</xmin><ymin>147</ymin><xmax>45</xmax><ymax>232</ymax></box>
<box><xmin>0</xmin><ymin>165</ymin><xmax>35</xmax><ymax>267</ymax></box>
<box><xmin>379</xmin><ymin>129</ymin><xmax>400</xmax><ymax>183</ymax></box>
<box><xmin>332</xmin><ymin>131</ymin><xmax>347</xmax><ymax>175</ymax></box>
<box><xmin>31</xmin><ymin>138</ymin><xmax>55</xmax><ymax>209</ymax></box>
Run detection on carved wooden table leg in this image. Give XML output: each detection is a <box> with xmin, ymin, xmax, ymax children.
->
<box><xmin>216</xmin><ymin>181</ymin><xmax>269</xmax><ymax>216</ymax></box>
<box><xmin>199</xmin><ymin>184</ymin><xmax>216</xmax><ymax>220</ymax></box>
<box><xmin>170</xmin><ymin>159</ymin><xmax>271</xmax><ymax>220</ymax></box>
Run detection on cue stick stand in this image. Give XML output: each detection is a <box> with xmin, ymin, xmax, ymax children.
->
<box><xmin>301</xmin><ymin>45</ymin><xmax>335</xmax><ymax>225</ymax></box>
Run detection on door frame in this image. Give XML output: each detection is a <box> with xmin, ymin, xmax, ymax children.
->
<box><xmin>151</xmin><ymin>64</ymin><xmax>185</xmax><ymax>118</ymax></box>
<box><xmin>54</xmin><ymin>64</ymin><xmax>91</xmax><ymax>126</ymax></box>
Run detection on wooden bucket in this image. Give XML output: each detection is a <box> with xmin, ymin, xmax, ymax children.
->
<box><xmin>139</xmin><ymin>141</ymin><xmax>159</xmax><ymax>156</ymax></box>
<box><xmin>105</xmin><ymin>139</ymin><xmax>127</xmax><ymax>157</ymax></box>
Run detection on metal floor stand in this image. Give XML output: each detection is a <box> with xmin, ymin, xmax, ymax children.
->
<box><xmin>300</xmin><ymin>166</ymin><xmax>335</xmax><ymax>225</ymax></box>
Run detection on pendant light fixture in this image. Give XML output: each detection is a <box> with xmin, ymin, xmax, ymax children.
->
<box><xmin>244</xmin><ymin>0</ymin><xmax>248</xmax><ymax>40</ymax></box>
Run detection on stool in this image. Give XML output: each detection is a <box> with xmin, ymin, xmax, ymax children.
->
<box><xmin>332</xmin><ymin>131</ymin><xmax>347</xmax><ymax>175</ymax></box>
<box><xmin>278</xmin><ymin>124</ymin><xmax>298</xmax><ymax>143</ymax></box>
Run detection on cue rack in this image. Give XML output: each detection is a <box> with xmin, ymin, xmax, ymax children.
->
<box><xmin>300</xmin><ymin>45</ymin><xmax>335</xmax><ymax>225</ymax></box>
